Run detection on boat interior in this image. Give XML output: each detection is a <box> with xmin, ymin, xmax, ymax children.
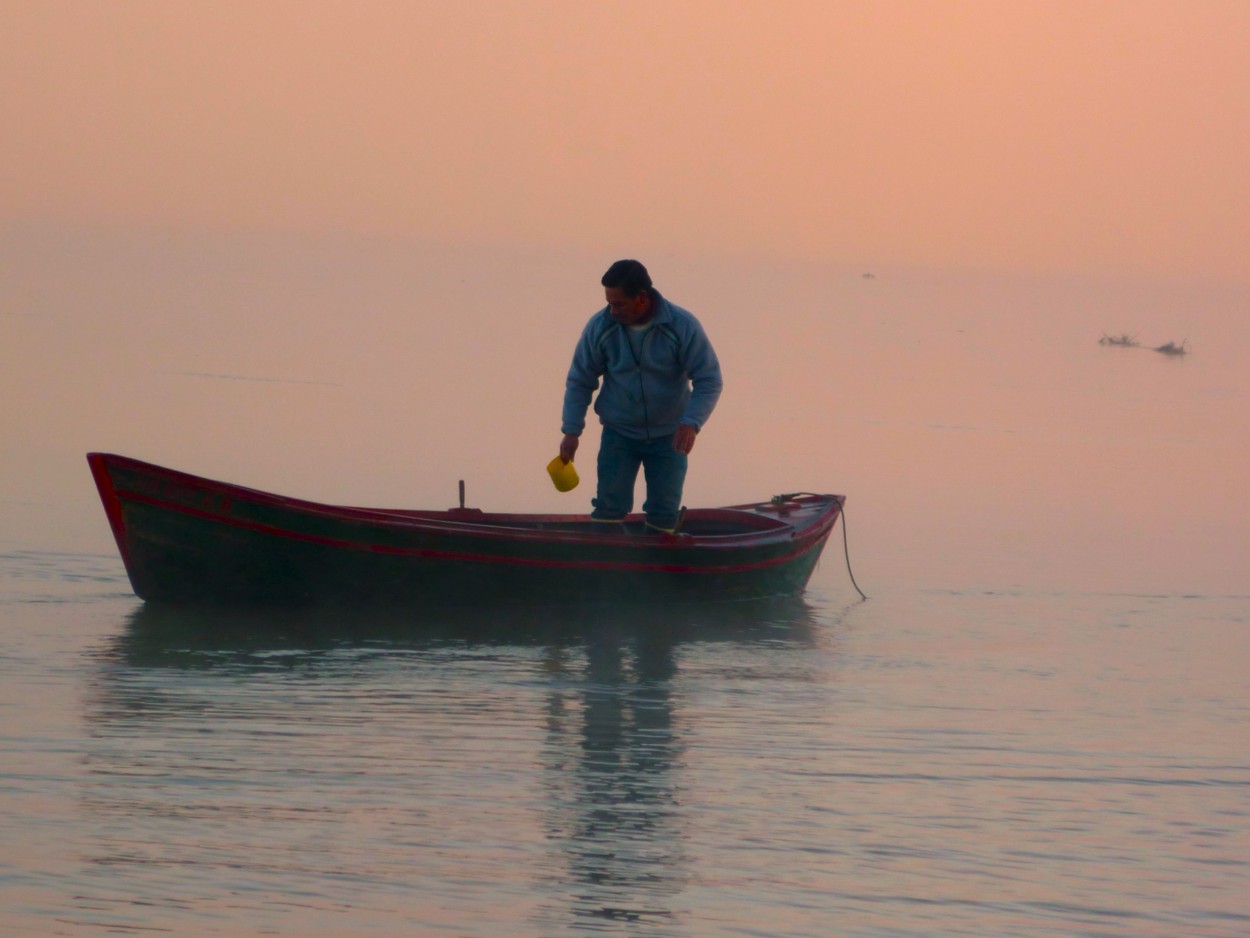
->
<box><xmin>412</xmin><ymin>508</ymin><xmax>798</xmax><ymax>537</ymax></box>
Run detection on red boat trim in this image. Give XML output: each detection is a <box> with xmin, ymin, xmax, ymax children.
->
<box><xmin>119</xmin><ymin>490</ymin><xmax>832</xmax><ymax>576</ymax></box>
<box><xmin>87</xmin><ymin>453</ymin><xmax>135</xmax><ymax>572</ymax></box>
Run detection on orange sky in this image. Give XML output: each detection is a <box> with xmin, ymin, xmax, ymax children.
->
<box><xmin>4</xmin><ymin>0</ymin><xmax>1248</xmax><ymax>280</ymax></box>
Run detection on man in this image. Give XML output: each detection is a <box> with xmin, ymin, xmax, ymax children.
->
<box><xmin>559</xmin><ymin>259</ymin><xmax>723</xmax><ymax>532</ymax></box>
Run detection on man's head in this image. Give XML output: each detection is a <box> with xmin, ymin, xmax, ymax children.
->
<box><xmin>601</xmin><ymin>259</ymin><xmax>654</xmax><ymax>326</ymax></box>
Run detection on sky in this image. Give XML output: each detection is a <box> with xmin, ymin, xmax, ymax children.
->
<box><xmin>4</xmin><ymin>0</ymin><xmax>1249</xmax><ymax>280</ymax></box>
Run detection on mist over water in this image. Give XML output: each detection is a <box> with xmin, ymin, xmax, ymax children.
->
<box><xmin>3</xmin><ymin>224</ymin><xmax>1247</xmax><ymax>593</ymax></box>
<box><xmin>2</xmin><ymin>226</ymin><xmax>1248</xmax><ymax>936</ymax></box>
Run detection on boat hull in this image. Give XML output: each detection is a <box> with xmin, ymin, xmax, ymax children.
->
<box><xmin>88</xmin><ymin>453</ymin><xmax>844</xmax><ymax>606</ymax></box>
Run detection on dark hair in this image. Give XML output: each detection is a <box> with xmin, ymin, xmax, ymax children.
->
<box><xmin>601</xmin><ymin>259</ymin><xmax>653</xmax><ymax>297</ymax></box>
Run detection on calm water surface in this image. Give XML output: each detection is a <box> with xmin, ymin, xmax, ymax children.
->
<box><xmin>2</xmin><ymin>551</ymin><xmax>1247</xmax><ymax>937</ymax></box>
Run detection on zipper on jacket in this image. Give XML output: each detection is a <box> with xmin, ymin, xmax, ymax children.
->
<box><xmin>624</xmin><ymin>325</ymin><xmax>652</xmax><ymax>440</ymax></box>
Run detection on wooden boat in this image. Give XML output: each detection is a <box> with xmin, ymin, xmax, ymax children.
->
<box><xmin>87</xmin><ymin>453</ymin><xmax>845</xmax><ymax>606</ymax></box>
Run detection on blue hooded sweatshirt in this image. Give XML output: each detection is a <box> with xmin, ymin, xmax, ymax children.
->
<box><xmin>561</xmin><ymin>291</ymin><xmax>723</xmax><ymax>441</ymax></box>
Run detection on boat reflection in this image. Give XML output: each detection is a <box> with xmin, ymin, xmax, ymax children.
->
<box><xmin>83</xmin><ymin>597</ymin><xmax>826</xmax><ymax>933</ymax></box>
<box><xmin>101</xmin><ymin>595</ymin><xmax>821</xmax><ymax>669</ymax></box>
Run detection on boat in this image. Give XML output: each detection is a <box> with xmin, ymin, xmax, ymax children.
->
<box><xmin>87</xmin><ymin>452</ymin><xmax>845</xmax><ymax>606</ymax></box>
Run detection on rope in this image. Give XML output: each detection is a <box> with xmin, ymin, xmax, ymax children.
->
<box><xmin>840</xmin><ymin>504</ymin><xmax>868</xmax><ymax>600</ymax></box>
<box><xmin>771</xmin><ymin>492</ymin><xmax>868</xmax><ymax>600</ymax></box>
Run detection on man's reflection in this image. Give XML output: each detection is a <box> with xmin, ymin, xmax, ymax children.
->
<box><xmin>538</xmin><ymin>621</ymin><xmax>687</xmax><ymax>932</ymax></box>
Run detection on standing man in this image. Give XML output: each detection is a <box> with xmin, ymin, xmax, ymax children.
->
<box><xmin>560</xmin><ymin>259</ymin><xmax>723</xmax><ymax>532</ymax></box>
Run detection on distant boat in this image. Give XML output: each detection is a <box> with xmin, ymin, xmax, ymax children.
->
<box><xmin>1099</xmin><ymin>333</ymin><xmax>1139</xmax><ymax>347</ymax></box>
<box><xmin>87</xmin><ymin>453</ymin><xmax>845</xmax><ymax>606</ymax></box>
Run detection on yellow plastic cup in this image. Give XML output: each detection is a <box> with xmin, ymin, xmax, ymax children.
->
<box><xmin>546</xmin><ymin>456</ymin><xmax>579</xmax><ymax>492</ymax></box>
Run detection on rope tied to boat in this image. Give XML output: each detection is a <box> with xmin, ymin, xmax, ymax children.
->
<box><xmin>770</xmin><ymin>492</ymin><xmax>867</xmax><ymax>600</ymax></box>
<box><xmin>838</xmin><ymin>505</ymin><xmax>868</xmax><ymax>600</ymax></box>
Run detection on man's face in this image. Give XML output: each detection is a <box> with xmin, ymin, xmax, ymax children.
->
<box><xmin>605</xmin><ymin>287</ymin><xmax>652</xmax><ymax>326</ymax></box>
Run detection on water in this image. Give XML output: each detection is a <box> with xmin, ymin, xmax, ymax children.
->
<box><xmin>2</xmin><ymin>554</ymin><xmax>1247</xmax><ymax>936</ymax></box>
<box><xmin>3</xmin><ymin>228</ymin><xmax>1249</xmax><ymax>935</ymax></box>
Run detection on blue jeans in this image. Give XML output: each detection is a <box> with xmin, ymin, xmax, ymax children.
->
<box><xmin>591</xmin><ymin>426</ymin><xmax>688</xmax><ymax>530</ymax></box>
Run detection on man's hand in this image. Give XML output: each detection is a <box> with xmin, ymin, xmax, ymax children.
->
<box><xmin>672</xmin><ymin>424</ymin><xmax>698</xmax><ymax>455</ymax></box>
<box><xmin>559</xmin><ymin>433</ymin><xmax>580</xmax><ymax>463</ymax></box>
